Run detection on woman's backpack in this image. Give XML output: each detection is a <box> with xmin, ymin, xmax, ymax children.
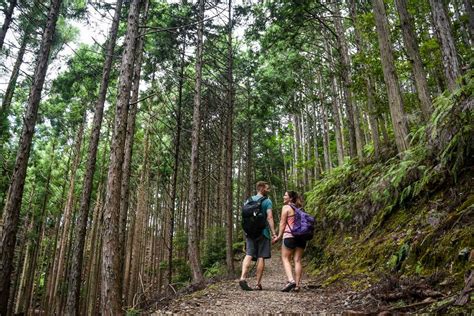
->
<box><xmin>241</xmin><ymin>196</ymin><xmax>267</xmax><ymax>239</ymax></box>
<box><xmin>288</xmin><ymin>204</ymin><xmax>315</xmax><ymax>241</ymax></box>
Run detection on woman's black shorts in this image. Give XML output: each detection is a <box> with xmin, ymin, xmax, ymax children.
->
<box><xmin>283</xmin><ymin>237</ymin><xmax>307</xmax><ymax>250</ymax></box>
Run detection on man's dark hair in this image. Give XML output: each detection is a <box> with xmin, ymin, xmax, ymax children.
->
<box><xmin>256</xmin><ymin>181</ymin><xmax>269</xmax><ymax>192</ymax></box>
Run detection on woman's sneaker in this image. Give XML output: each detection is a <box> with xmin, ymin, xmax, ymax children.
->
<box><xmin>281</xmin><ymin>281</ymin><xmax>296</xmax><ymax>292</ymax></box>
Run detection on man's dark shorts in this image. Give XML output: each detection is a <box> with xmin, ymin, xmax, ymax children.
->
<box><xmin>245</xmin><ymin>236</ymin><xmax>271</xmax><ymax>261</ymax></box>
<box><xmin>283</xmin><ymin>237</ymin><xmax>307</xmax><ymax>250</ymax></box>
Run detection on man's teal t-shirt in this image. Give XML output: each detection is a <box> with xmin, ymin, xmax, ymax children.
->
<box><xmin>251</xmin><ymin>195</ymin><xmax>273</xmax><ymax>239</ymax></box>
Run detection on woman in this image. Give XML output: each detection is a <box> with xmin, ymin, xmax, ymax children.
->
<box><xmin>273</xmin><ymin>191</ymin><xmax>306</xmax><ymax>292</ymax></box>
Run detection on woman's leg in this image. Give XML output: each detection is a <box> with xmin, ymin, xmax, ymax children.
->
<box><xmin>281</xmin><ymin>242</ymin><xmax>295</xmax><ymax>282</ymax></box>
<box><xmin>294</xmin><ymin>247</ymin><xmax>304</xmax><ymax>287</ymax></box>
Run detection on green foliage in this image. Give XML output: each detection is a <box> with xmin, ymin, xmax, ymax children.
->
<box><xmin>125</xmin><ymin>308</ymin><xmax>141</xmax><ymax>316</ymax></box>
<box><xmin>173</xmin><ymin>229</ymin><xmax>188</xmax><ymax>253</ymax></box>
<box><xmin>203</xmin><ymin>261</ymin><xmax>225</xmax><ymax>278</ymax></box>
<box><xmin>202</xmin><ymin>227</ymin><xmax>226</xmax><ymax>270</ymax></box>
<box><xmin>171</xmin><ymin>258</ymin><xmax>191</xmax><ymax>285</ymax></box>
<box><xmin>305</xmin><ymin>77</ymin><xmax>473</xmax><ymax>291</ymax></box>
<box><xmin>307</xmin><ymin>74</ymin><xmax>473</xmax><ymax>227</ymax></box>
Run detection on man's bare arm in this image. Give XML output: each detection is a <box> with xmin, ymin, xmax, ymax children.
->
<box><xmin>266</xmin><ymin>209</ymin><xmax>277</xmax><ymax>237</ymax></box>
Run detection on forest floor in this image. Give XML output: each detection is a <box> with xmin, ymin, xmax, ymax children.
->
<box><xmin>150</xmin><ymin>251</ymin><xmax>432</xmax><ymax>315</ymax></box>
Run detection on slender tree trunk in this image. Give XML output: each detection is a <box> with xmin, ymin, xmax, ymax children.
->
<box><xmin>51</xmin><ymin>115</ymin><xmax>85</xmax><ymax>314</ymax></box>
<box><xmin>464</xmin><ymin>0</ymin><xmax>474</xmax><ymax>43</ymax></box>
<box><xmin>333</xmin><ymin>3</ymin><xmax>363</xmax><ymax>159</ymax></box>
<box><xmin>311</xmin><ymin>103</ymin><xmax>321</xmax><ymax>179</ymax></box>
<box><xmin>65</xmin><ymin>1</ymin><xmax>123</xmax><ymax>313</ymax></box>
<box><xmin>395</xmin><ymin>0</ymin><xmax>433</xmax><ymax>120</ymax></box>
<box><xmin>372</xmin><ymin>0</ymin><xmax>410</xmax><ymax>153</ymax></box>
<box><xmin>119</xmin><ymin>0</ymin><xmax>149</xmax><ymax>288</ymax></box>
<box><xmin>187</xmin><ymin>0</ymin><xmax>205</xmax><ymax>285</ymax></box>
<box><xmin>225</xmin><ymin>0</ymin><xmax>235</xmax><ymax>275</ymax></box>
<box><xmin>101</xmin><ymin>0</ymin><xmax>142</xmax><ymax>313</ymax></box>
<box><xmin>0</xmin><ymin>1</ymin><xmax>62</xmax><ymax>313</ymax></box>
<box><xmin>348</xmin><ymin>0</ymin><xmax>382</xmax><ymax>159</ymax></box>
<box><xmin>127</xmin><ymin>132</ymin><xmax>149</xmax><ymax>306</ymax></box>
<box><xmin>0</xmin><ymin>33</ymin><xmax>28</xmax><ymax>141</ymax></box>
<box><xmin>429</xmin><ymin>0</ymin><xmax>461</xmax><ymax>91</ymax></box>
<box><xmin>321</xmin><ymin>104</ymin><xmax>331</xmax><ymax>172</ymax></box>
<box><xmin>0</xmin><ymin>0</ymin><xmax>17</xmax><ymax>51</ymax></box>
<box><xmin>168</xmin><ymin>37</ymin><xmax>186</xmax><ymax>289</ymax></box>
<box><xmin>327</xmin><ymin>64</ymin><xmax>345</xmax><ymax>166</ymax></box>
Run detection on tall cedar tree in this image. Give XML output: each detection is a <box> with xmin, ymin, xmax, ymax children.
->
<box><xmin>64</xmin><ymin>1</ymin><xmax>124</xmax><ymax>313</ymax></box>
<box><xmin>101</xmin><ymin>0</ymin><xmax>142</xmax><ymax>313</ymax></box>
<box><xmin>0</xmin><ymin>0</ymin><xmax>63</xmax><ymax>314</ymax></box>
<box><xmin>188</xmin><ymin>0</ymin><xmax>205</xmax><ymax>285</ymax></box>
<box><xmin>372</xmin><ymin>0</ymin><xmax>410</xmax><ymax>153</ymax></box>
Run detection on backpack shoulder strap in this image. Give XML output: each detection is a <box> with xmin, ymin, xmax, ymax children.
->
<box><xmin>257</xmin><ymin>196</ymin><xmax>267</xmax><ymax>203</ymax></box>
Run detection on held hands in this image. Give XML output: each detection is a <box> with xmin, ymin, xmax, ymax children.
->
<box><xmin>272</xmin><ymin>234</ymin><xmax>280</xmax><ymax>244</ymax></box>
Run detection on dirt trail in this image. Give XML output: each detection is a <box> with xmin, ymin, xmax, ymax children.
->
<box><xmin>152</xmin><ymin>252</ymin><xmax>373</xmax><ymax>315</ymax></box>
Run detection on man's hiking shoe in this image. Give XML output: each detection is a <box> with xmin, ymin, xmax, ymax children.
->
<box><xmin>281</xmin><ymin>281</ymin><xmax>296</xmax><ymax>292</ymax></box>
<box><xmin>239</xmin><ymin>280</ymin><xmax>253</xmax><ymax>291</ymax></box>
<box><xmin>254</xmin><ymin>284</ymin><xmax>263</xmax><ymax>291</ymax></box>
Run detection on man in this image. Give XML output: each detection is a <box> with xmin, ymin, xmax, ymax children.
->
<box><xmin>239</xmin><ymin>181</ymin><xmax>277</xmax><ymax>291</ymax></box>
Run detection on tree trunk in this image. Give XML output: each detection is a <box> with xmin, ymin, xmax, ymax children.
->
<box><xmin>0</xmin><ymin>0</ymin><xmax>17</xmax><ymax>51</ymax></box>
<box><xmin>348</xmin><ymin>0</ymin><xmax>382</xmax><ymax>159</ymax></box>
<box><xmin>50</xmin><ymin>115</ymin><xmax>85</xmax><ymax>315</ymax></box>
<box><xmin>327</xmin><ymin>62</ymin><xmax>345</xmax><ymax>166</ymax></box>
<box><xmin>311</xmin><ymin>103</ymin><xmax>321</xmax><ymax>179</ymax></box>
<box><xmin>101</xmin><ymin>0</ymin><xmax>142</xmax><ymax>313</ymax></box>
<box><xmin>395</xmin><ymin>0</ymin><xmax>433</xmax><ymax>121</ymax></box>
<box><xmin>372</xmin><ymin>0</ymin><xmax>410</xmax><ymax>153</ymax></box>
<box><xmin>245</xmin><ymin>81</ymin><xmax>253</xmax><ymax>198</ymax></box>
<box><xmin>65</xmin><ymin>1</ymin><xmax>123</xmax><ymax>313</ymax></box>
<box><xmin>225</xmin><ymin>0</ymin><xmax>235</xmax><ymax>276</ymax></box>
<box><xmin>187</xmin><ymin>0</ymin><xmax>205</xmax><ymax>285</ymax></box>
<box><xmin>333</xmin><ymin>3</ymin><xmax>363</xmax><ymax>159</ymax></box>
<box><xmin>321</xmin><ymin>104</ymin><xmax>331</xmax><ymax>172</ymax></box>
<box><xmin>119</xmin><ymin>0</ymin><xmax>149</xmax><ymax>288</ymax></box>
<box><xmin>464</xmin><ymin>0</ymin><xmax>474</xmax><ymax>43</ymax></box>
<box><xmin>0</xmin><ymin>33</ymin><xmax>28</xmax><ymax>142</ymax></box>
<box><xmin>429</xmin><ymin>0</ymin><xmax>461</xmax><ymax>91</ymax></box>
<box><xmin>127</xmin><ymin>132</ymin><xmax>149</xmax><ymax>306</ymax></box>
<box><xmin>0</xmin><ymin>0</ymin><xmax>62</xmax><ymax>313</ymax></box>
<box><xmin>168</xmin><ymin>36</ymin><xmax>186</xmax><ymax>289</ymax></box>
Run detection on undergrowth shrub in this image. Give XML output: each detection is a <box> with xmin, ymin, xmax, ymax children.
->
<box><xmin>306</xmin><ymin>72</ymin><xmax>473</xmax><ymax>231</ymax></box>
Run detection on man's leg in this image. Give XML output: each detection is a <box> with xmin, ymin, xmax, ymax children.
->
<box><xmin>240</xmin><ymin>255</ymin><xmax>253</xmax><ymax>280</ymax></box>
<box><xmin>256</xmin><ymin>258</ymin><xmax>265</xmax><ymax>285</ymax></box>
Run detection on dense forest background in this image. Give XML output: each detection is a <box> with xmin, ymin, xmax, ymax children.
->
<box><xmin>0</xmin><ymin>0</ymin><xmax>472</xmax><ymax>314</ymax></box>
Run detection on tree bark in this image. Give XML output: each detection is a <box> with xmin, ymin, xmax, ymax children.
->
<box><xmin>372</xmin><ymin>0</ymin><xmax>410</xmax><ymax>153</ymax></box>
<box><xmin>321</xmin><ymin>104</ymin><xmax>331</xmax><ymax>173</ymax></box>
<box><xmin>126</xmin><ymin>132</ymin><xmax>149</xmax><ymax>305</ymax></box>
<box><xmin>429</xmin><ymin>0</ymin><xmax>461</xmax><ymax>91</ymax></box>
<box><xmin>464</xmin><ymin>0</ymin><xmax>474</xmax><ymax>43</ymax></box>
<box><xmin>119</xmin><ymin>0</ymin><xmax>149</xmax><ymax>288</ymax></box>
<box><xmin>64</xmin><ymin>1</ymin><xmax>123</xmax><ymax>313</ymax></box>
<box><xmin>187</xmin><ymin>0</ymin><xmax>205</xmax><ymax>285</ymax></box>
<box><xmin>49</xmin><ymin>115</ymin><xmax>85</xmax><ymax>315</ymax></box>
<box><xmin>348</xmin><ymin>0</ymin><xmax>382</xmax><ymax>159</ymax></box>
<box><xmin>327</xmin><ymin>63</ymin><xmax>345</xmax><ymax>166</ymax></box>
<box><xmin>101</xmin><ymin>0</ymin><xmax>142</xmax><ymax>313</ymax></box>
<box><xmin>0</xmin><ymin>0</ymin><xmax>17</xmax><ymax>51</ymax></box>
<box><xmin>0</xmin><ymin>33</ymin><xmax>28</xmax><ymax>141</ymax></box>
<box><xmin>395</xmin><ymin>0</ymin><xmax>433</xmax><ymax>121</ymax></box>
<box><xmin>225</xmin><ymin>0</ymin><xmax>235</xmax><ymax>275</ymax></box>
<box><xmin>0</xmin><ymin>0</ymin><xmax>62</xmax><ymax>313</ymax></box>
<box><xmin>333</xmin><ymin>3</ymin><xmax>363</xmax><ymax>159</ymax></box>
